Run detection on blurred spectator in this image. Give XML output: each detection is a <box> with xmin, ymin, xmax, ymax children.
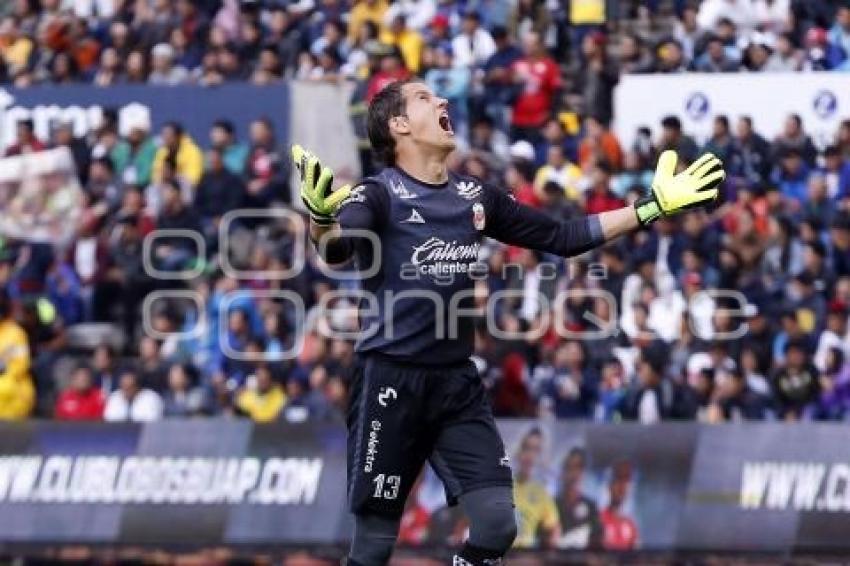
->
<box><xmin>618</xmin><ymin>347</ymin><xmax>697</xmax><ymax>422</ymax></box>
<box><xmin>510</xmin><ymin>31</ymin><xmax>560</xmax><ymax>143</ymax></box>
<box><xmin>245</xmin><ymin>117</ymin><xmax>289</xmax><ymax>207</ymax></box>
<box><xmin>209</xmin><ymin>119</ymin><xmax>249</xmax><ymax>176</ymax></box>
<box><xmin>236</xmin><ymin>364</ymin><xmax>286</xmax><ymax>423</ymax></box>
<box><xmin>693</xmin><ymin>34</ymin><xmax>740</xmax><ymax>72</ymax></box>
<box><xmin>600</xmin><ymin>461</ymin><xmax>638</xmax><ymax>550</ymax></box>
<box><xmin>772</xmin><ymin>338</ymin><xmax>819</xmax><ymax>420</ymax></box>
<box><xmin>451</xmin><ymin>10</ymin><xmax>496</xmax><ymax>68</ymax></box>
<box><xmin>148</xmin><ymin>43</ymin><xmax>189</xmax><ymax>85</ymax></box>
<box><xmin>162</xmin><ymin>362</ymin><xmax>208</xmax><ymax>417</ymax></box>
<box><xmin>348</xmin><ymin>0</ymin><xmax>389</xmax><ymax>44</ymax></box>
<box><xmin>152</xmin><ymin>121</ymin><xmax>204</xmax><ymax>185</ymax></box>
<box><xmin>658</xmin><ymin>115</ymin><xmax>698</xmax><ymax>164</ymax></box>
<box><xmin>0</xmin><ymin>289</ymin><xmax>34</xmax><ymax>420</ymax></box>
<box><xmin>5</xmin><ymin>119</ymin><xmax>46</xmax><ymax>156</ymax></box>
<box><xmin>381</xmin><ymin>14</ymin><xmax>424</xmax><ymax>73</ymax></box>
<box><xmin>772</xmin><ymin>114</ymin><xmax>817</xmax><ymax>166</ymax></box>
<box><xmin>104</xmin><ymin>368</ymin><xmax>163</xmax><ymax>422</ymax></box>
<box><xmin>54</xmin><ymin>365</ymin><xmax>105</xmax><ymax>420</ymax></box>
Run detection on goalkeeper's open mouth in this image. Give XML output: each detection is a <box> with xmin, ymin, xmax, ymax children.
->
<box><xmin>438</xmin><ymin>111</ymin><xmax>454</xmax><ymax>135</ymax></box>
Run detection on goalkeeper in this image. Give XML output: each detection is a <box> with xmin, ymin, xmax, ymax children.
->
<box><xmin>294</xmin><ymin>79</ymin><xmax>724</xmax><ymax>566</ymax></box>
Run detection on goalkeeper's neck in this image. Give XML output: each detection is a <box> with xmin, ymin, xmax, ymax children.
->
<box><xmin>394</xmin><ymin>146</ymin><xmax>451</xmax><ymax>186</ymax></box>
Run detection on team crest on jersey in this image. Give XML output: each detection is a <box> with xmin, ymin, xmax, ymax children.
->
<box><xmin>389</xmin><ymin>179</ymin><xmax>417</xmax><ymax>199</ymax></box>
<box><xmin>456</xmin><ymin>180</ymin><xmax>482</xmax><ymax>200</ymax></box>
<box><xmin>340</xmin><ymin>184</ymin><xmax>367</xmax><ymax>207</ymax></box>
<box><xmin>472</xmin><ymin>202</ymin><xmax>486</xmax><ymax>231</ymax></box>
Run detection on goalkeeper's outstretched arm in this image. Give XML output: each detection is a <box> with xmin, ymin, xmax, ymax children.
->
<box><xmin>483</xmin><ymin>150</ymin><xmax>725</xmax><ymax>257</ymax></box>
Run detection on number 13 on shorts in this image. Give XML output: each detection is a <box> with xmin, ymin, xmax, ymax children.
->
<box><xmin>372</xmin><ymin>474</ymin><xmax>401</xmax><ymax>500</ymax></box>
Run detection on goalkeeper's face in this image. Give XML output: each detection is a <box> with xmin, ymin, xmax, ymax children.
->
<box><xmin>398</xmin><ymin>82</ymin><xmax>457</xmax><ymax>154</ymax></box>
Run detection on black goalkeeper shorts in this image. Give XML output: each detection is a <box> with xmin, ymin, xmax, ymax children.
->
<box><xmin>346</xmin><ymin>353</ymin><xmax>513</xmax><ymax>518</ymax></box>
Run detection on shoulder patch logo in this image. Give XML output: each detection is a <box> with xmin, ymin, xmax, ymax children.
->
<box><xmin>456</xmin><ymin>181</ymin><xmax>482</xmax><ymax>200</ymax></box>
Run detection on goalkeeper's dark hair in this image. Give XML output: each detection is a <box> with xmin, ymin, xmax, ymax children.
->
<box><xmin>367</xmin><ymin>77</ymin><xmax>423</xmax><ymax>166</ymax></box>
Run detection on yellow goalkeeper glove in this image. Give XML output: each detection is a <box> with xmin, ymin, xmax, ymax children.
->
<box><xmin>634</xmin><ymin>150</ymin><xmax>725</xmax><ymax>225</ymax></box>
<box><xmin>291</xmin><ymin>144</ymin><xmax>351</xmax><ymax>226</ymax></box>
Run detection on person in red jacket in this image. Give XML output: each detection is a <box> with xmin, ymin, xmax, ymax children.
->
<box><xmin>55</xmin><ymin>365</ymin><xmax>105</xmax><ymax>420</ymax></box>
<box><xmin>510</xmin><ymin>31</ymin><xmax>561</xmax><ymax>143</ymax></box>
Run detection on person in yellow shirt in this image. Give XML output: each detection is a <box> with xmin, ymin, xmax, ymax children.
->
<box><xmin>534</xmin><ymin>145</ymin><xmax>583</xmax><ymax>201</ymax></box>
<box><xmin>348</xmin><ymin>0</ymin><xmax>389</xmax><ymax>44</ymax></box>
<box><xmin>236</xmin><ymin>365</ymin><xmax>287</xmax><ymax>423</ymax></box>
<box><xmin>380</xmin><ymin>14</ymin><xmax>424</xmax><ymax>73</ymax></box>
<box><xmin>0</xmin><ymin>289</ymin><xmax>34</xmax><ymax>420</ymax></box>
<box><xmin>0</xmin><ymin>18</ymin><xmax>33</xmax><ymax>74</ymax></box>
<box><xmin>512</xmin><ymin>427</ymin><xmax>561</xmax><ymax>548</ymax></box>
<box><xmin>151</xmin><ymin>122</ymin><xmax>204</xmax><ymax>186</ymax></box>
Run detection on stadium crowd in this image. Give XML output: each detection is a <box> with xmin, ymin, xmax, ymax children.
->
<box><xmin>0</xmin><ymin>0</ymin><xmax>848</xmax><ymax>427</ymax></box>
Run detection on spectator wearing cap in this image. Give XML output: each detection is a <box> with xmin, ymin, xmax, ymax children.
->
<box><xmin>152</xmin><ymin>121</ymin><xmax>204</xmax><ymax>186</ymax></box>
<box><xmin>148</xmin><ymin>43</ymin><xmax>189</xmax><ymax>85</ymax></box>
<box><xmin>772</xmin><ymin>338</ymin><xmax>819</xmax><ymax>420</ymax></box>
<box><xmin>510</xmin><ymin>31</ymin><xmax>560</xmax><ymax>143</ymax></box>
<box><xmin>451</xmin><ymin>9</ymin><xmax>496</xmax><ymax>68</ymax></box>
<box><xmin>380</xmin><ymin>13</ymin><xmax>424</xmax><ymax>73</ymax></box>
<box><xmin>348</xmin><ymin>0</ymin><xmax>389</xmax><ymax>44</ymax></box>
<box><xmin>771</xmin><ymin>147</ymin><xmax>809</xmax><ymax>205</ymax></box>
<box><xmin>104</xmin><ymin>369</ymin><xmax>163</xmax><ymax>422</ymax></box>
<box><xmin>111</xmin><ymin>109</ymin><xmax>156</xmax><ymax>188</ymax></box>
<box><xmin>658</xmin><ymin>115</ymin><xmax>698</xmax><ymax>164</ymax></box>
<box><xmin>5</xmin><ymin>119</ymin><xmax>46</xmax><ymax>157</ymax></box>
<box><xmin>209</xmin><ymin>119</ymin><xmax>249</xmax><ymax>176</ymax></box>
<box><xmin>788</xmin><ymin>270</ymin><xmax>827</xmax><ymax>334</ymax></box>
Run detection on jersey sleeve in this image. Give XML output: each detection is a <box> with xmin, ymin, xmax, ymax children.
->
<box><xmin>319</xmin><ymin>181</ymin><xmax>388</xmax><ymax>264</ymax></box>
<box><xmin>482</xmin><ymin>184</ymin><xmax>606</xmax><ymax>257</ymax></box>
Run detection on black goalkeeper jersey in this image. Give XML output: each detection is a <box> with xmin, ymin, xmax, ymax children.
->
<box><xmin>326</xmin><ymin>166</ymin><xmax>605</xmax><ymax>365</ymax></box>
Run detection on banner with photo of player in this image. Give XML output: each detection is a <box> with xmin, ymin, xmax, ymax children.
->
<box><xmin>398</xmin><ymin>421</ymin><xmax>698</xmax><ymax>553</ymax></box>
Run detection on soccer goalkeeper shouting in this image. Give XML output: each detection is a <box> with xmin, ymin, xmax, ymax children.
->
<box><xmin>293</xmin><ymin>79</ymin><xmax>724</xmax><ymax>566</ymax></box>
